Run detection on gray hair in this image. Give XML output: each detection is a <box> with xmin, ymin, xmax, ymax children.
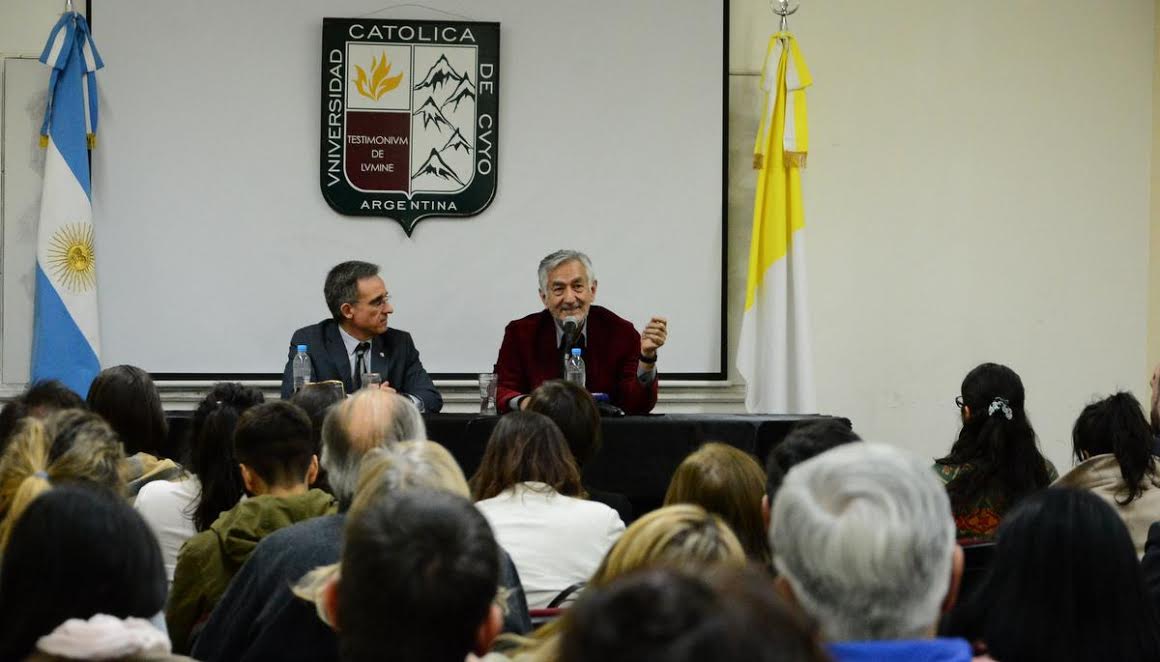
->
<box><xmin>770</xmin><ymin>443</ymin><xmax>956</xmax><ymax>641</ymax></box>
<box><xmin>537</xmin><ymin>250</ymin><xmax>596</xmax><ymax>293</ymax></box>
<box><xmin>324</xmin><ymin>261</ymin><xmax>379</xmax><ymax>321</ymax></box>
<box><xmin>320</xmin><ymin>390</ymin><xmax>428</xmax><ymax>509</ymax></box>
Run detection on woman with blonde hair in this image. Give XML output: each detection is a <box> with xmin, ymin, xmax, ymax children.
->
<box><xmin>508</xmin><ymin>504</ymin><xmax>747</xmax><ymax>662</ymax></box>
<box><xmin>664</xmin><ymin>442</ymin><xmax>771</xmax><ymax>569</ymax></box>
<box><xmin>0</xmin><ymin>410</ymin><xmax>124</xmax><ymax>550</ymax></box>
<box><xmin>588</xmin><ymin>504</ymin><xmax>746</xmax><ymax>586</ymax></box>
<box><xmin>349</xmin><ymin>441</ymin><xmax>471</xmax><ymax>512</ymax></box>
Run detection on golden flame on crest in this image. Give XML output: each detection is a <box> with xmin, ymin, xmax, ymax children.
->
<box><xmin>354</xmin><ymin>53</ymin><xmax>404</xmax><ymax>101</ymax></box>
<box><xmin>47</xmin><ymin>222</ymin><xmax>96</xmax><ymax>293</ymax></box>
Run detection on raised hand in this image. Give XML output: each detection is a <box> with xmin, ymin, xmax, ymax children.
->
<box><xmin>640</xmin><ymin>316</ymin><xmax>668</xmax><ymax>360</ymax></box>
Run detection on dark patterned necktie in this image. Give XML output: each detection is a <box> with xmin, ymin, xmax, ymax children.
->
<box><xmin>354</xmin><ymin>342</ymin><xmax>370</xmax><ymax>388</ymax></box>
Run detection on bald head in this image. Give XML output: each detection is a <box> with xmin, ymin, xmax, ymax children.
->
<box><xmin>321</xmin><ymin>390</ymin><xmax>427</xmax><ymax>509</ymax></box>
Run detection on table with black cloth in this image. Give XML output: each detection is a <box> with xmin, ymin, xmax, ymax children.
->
<box><xmin>424</xmin><ymin>413</ymin><xmax>844</xmax><ymax>520</ymax></box>
<box><xmin>165</xmin><ymin>412</ymin><xmax>844</xmax><ymax>521</ymax></box>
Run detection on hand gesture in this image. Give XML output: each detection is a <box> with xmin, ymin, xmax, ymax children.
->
<box><xmin>640</xmin><ymin>316</ymin><xmax>668</xmax><ymax>360</ymax></box>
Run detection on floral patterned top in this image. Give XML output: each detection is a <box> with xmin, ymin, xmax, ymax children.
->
<box><xmin>932</xmin><ymin>460</ymin><xmax>1058</xmax><ymax>542</ymax></box>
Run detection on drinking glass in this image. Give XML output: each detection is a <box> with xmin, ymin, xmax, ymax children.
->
<box><xmin>478</xmin><ymin>373</ymin><xmax>498</xmax><ymax>415</ymax></box>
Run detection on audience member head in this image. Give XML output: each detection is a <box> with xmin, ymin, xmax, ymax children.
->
<box><xmin>0</xmin><ymin>484</ymin><xmax>166</xmax><ymax>660</ymax></box>
<box><xmin>945</xmin><ymin>488</ymin><xmax>1160</xmax><ymax>661</ymax></box>
<box><xmin>470</xmin><ymin>410</ymin><xmax>584</xmax><ymax>500</ymax></box>
<box><xmin>771</xmin><ymin>442</ymin><xmax>961</xmax><ymax>641</ymax></box>
<box><xmin>765</xmin><ymin>418</ymin><xmax>861</xmax><ymax>506</ymax></box>
<box><xmin>86</xmin><ymin>364</ymin><xmax>169</xmax><ymax>458</ymax></box>
<box><xmin>526</xmin><ymin>379</ymin><xmax>602</xmax><ymax>468</ymax></box>
<box><xmin>349</xmin><ymin>441</ymin><xmax>470</xmax><ymax>515</ymax></box>
<box><xmin>23</xmin><ymin>379</ymin><xmax>86</xmax><ymax>417</ymax></box>
<box><xmin>664</xmin><ymin>442</ymin><xmax>771</xmax><ymax>568</ymax></box>
<box><xmin>0</xmin><ymin>380</ymin><xmax>85</xmax><ymax>454</ymax></box>
<box><xmin>590</xmin><ymin>504</ymin><xmax>746</xmax><ymax>588</ymax></box>
<box><xmin>329</xmin><ymin>489</ymin><xmax>501</xmax><ymax>662</ymax></box>
<box><xmin>935</xmin><ymin>362</ymin><xmax>1051</xmax><ymax>513</ymax></box>
<box><xmin>0</xmin><ymin>400</ymin><xmax>28</xmax><ymax>455</ymax></box>
<box><xmin>1071</xmin><ymin>391</ymin><xmax>1158</xmax><ymax>504</ymax></box>
<box><xmin>558</xmin><ymin>566</ymin><xmax>827</xmax><ymax>662</ymax></box>
<box><xmin>290</xmin><ymin>382</ymin><xmax>345</xmax><ymax>452</ymax></box>
<box><xmin>0</xmin><ymin>410</ymin><xmax>124</xmax><ymax>550</ymax></box>
<box><xmin>232</xmin><ymin>401</ymin><xmax>318</xmax><ymax>496</ymax></box>
<box><xmin>289</xmin><ymin>383</ymin><xmax>344</xmax><ymax>494</ymax></box>
<box><xmin>320</xmin><ymin>390</ymin><xmax>427</xmax><ymax>509</ymax></box>
<box><xmin>188</xmin><ymin>383</ymin><xmax>264</xmax><ymax>531</ymax></box>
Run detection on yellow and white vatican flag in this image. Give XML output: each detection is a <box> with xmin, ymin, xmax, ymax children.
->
<box><xmin>737</xmin><ymin>32</ymin><xmax>815</xmax><ymax>413</ymax></box>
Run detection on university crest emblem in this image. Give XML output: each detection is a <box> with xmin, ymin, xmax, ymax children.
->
<box><xmin>321</xmin><ymin>18</ymin><xmax>500</xmax><ymax>235</ymax></box>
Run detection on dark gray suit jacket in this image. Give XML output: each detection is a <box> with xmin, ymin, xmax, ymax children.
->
<box><xmin>280</xmin><ymin>319</ymin><xmax>442</xmax><ymax>412</ymax></box>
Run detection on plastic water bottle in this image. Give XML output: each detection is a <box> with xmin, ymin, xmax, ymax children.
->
<box><xmin>564</xmin><ymin>347</ymin><xmax>586</xmax><ymax>388</ymax></box>
<box><xmin>292</xmin><ymin>344</ymin><xmax>312</xmax><ymax>392</ymax></box>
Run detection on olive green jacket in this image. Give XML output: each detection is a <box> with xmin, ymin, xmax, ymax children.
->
<box><xmin>166</xmin><ymin>489</ymin><xmax>337</xmax><ymax>653</ymax></box>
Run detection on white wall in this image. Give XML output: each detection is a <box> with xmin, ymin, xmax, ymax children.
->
<box><xmin>1</xmin><ymin>1</ymin><xmax>1157</xmax><ymax>446</ymax></box>
<box><xmin>1151</xmin><ymin>0</ymin><xmax>1160</xmax><ymax>377</ymax></box>
<box><xmin>0</xmin><ymin>0</ymin><xmax>85</xmax><ymax>56</ymax></box>
<box><xmin>730</xmin><ymin>0</ymin><xmax>1155</xmax><ymax>470</ymax></box>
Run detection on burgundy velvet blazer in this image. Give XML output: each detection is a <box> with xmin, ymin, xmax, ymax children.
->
<box><xmin>494</xmin><ymin>306</ymin><xmax>658</xmax><ymax>414</ymax></box>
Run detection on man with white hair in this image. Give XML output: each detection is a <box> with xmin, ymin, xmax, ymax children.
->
<box><xmin>770</xmin><ymin>442</ymin><xmax>975</xmax><ymax>661</ymax></box>
<box><xmin>494</xmin><ymin>249</ymin><xmax>667</xmax><ymax>414</ymax></box>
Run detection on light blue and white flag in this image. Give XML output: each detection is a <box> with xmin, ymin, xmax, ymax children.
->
<box><xmin>31</xmin><ymin>12</ymin><xmax>103</xmax><ymax>397</ymax></box>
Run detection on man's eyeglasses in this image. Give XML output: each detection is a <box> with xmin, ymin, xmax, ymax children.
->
<box><xmin>954</xmin><ymin>396</ymin><xmax>965</xmax><ymax>410</ymax></box>
<box><xmin>360</xmin><ymin>294</ymin><xmax>392</xmax><ymax>308</ymax></box>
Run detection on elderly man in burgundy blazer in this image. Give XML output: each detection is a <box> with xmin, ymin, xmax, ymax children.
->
<box><xmin>494</xmin><ymin>250</ymin><xmax>667</xmax><ymax>414</ymax></box>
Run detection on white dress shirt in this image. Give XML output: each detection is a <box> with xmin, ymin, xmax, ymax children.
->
<box><xmin>337</xmin><ymin>325</ymin><xmax>425</xmax><ymax>411</ymax></box>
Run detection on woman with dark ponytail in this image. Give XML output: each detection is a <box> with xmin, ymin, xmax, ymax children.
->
<box><xmin>1055</xmin><ymin>392</ymin><xmax>1160</xmax><ymax>555</ymax></box>
<box><xmin>934</xmin><ymin>363</ymin><xmax>1057</xmax><ymax>541</ymax></box>
<box><xmin>134</xmin><ymin>382</ymin><xmax>264</xmax><ymax>585</ymax></box>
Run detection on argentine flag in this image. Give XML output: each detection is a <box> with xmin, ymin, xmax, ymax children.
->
<box><xmin>737</xmin><ymin>32</ymin><xmax>815</xmax><ymax>414</ymax></box>
<box><xmin>31</xmin><ymin>12</ymin><xmax>103</xmax><ymax>398</ymax></box>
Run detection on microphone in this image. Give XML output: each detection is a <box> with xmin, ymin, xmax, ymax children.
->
<box><xmin>562</xmin><ymin>316</ymin><xmax>580</xmax><ymax>351</ymax></box>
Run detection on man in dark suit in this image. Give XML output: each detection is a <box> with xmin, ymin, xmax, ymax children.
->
<box><xmin>280</xmin><ymin>261</ymin><xmax>442</xmax><ymax>412</ymax></box>
<box><xmin>494</xmin><ymin>250</ymin><xmax>667</xmax><ymax>414</ymax></box>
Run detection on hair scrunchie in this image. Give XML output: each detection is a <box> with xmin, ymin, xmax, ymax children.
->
<box><xmin>988</xmin><ymin>397</ymin><xmax>1013</xmax><ymax>421</ymax></box>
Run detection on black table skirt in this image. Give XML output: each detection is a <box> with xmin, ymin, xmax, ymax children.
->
<box><xmin>422</xmin><ymin>413</ymin><xmax>843</xmax><ymax>517</ymax></box>
<box><xmin>167</xmin><ymin>412</ymin><xmax>846</xmax><ymax>520</ymax></box>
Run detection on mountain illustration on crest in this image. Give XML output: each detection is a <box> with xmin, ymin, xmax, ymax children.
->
<box><xmin>440</xmin><ymin>128</ymin><xmax>471</xmax><ymax>155</ymax></box>
<box><xmin>412</xmin><ymin>148</ymin><xmax>465</xmax><ymax>186</ymax></box>
<box><xmin>413</xmin><ymin>97</ymin><xmax>453</xmax><ymax>132</ymax></box>
<box><xmin>413</xmin><ymin>54</ymin><xmax>463</xmax><ymax>93</ymax></box>
<box><xmin>440</xmin><ymin>75</ymin><xmax>477</xmax><ymax>113</ymax></box>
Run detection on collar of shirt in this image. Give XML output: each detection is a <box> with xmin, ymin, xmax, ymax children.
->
<box><xmin>554</xmin><ymin>318</ymin><xmax>588</xmax><ymax>347</ymax></box>
<box><xmin>337</xmin><ymin>325</ymin><xmax>372</xmax><ymax>360</ymax></box>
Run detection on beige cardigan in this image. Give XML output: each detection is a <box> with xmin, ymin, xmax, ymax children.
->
<box><xmin>1053</xmin><ymin>453</ymin><xmax>1160</xmax><ymax>557</ymax></box>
